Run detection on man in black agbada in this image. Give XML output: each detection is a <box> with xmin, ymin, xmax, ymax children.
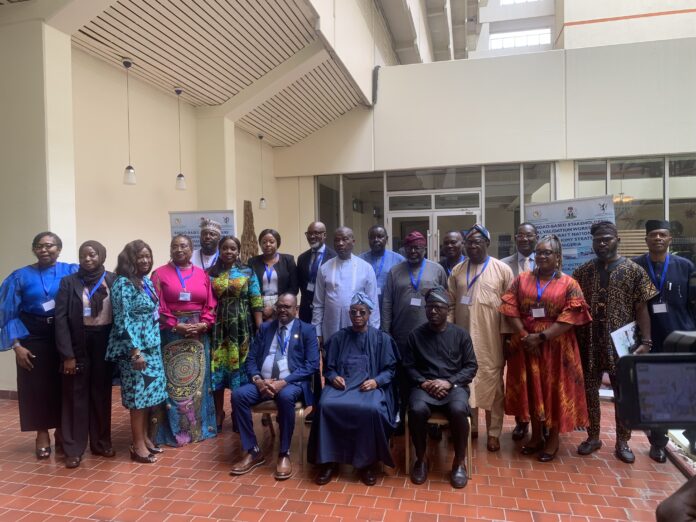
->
<box><xmin>403</xmin><ymin>286</ymin><xmax>478</xmax><ymax>488</ymax></box>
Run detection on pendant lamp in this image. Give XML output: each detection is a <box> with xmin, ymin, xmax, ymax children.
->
<box><xmin>258</xmin><ymin>134</ymin><xmax>267</xmax><ymax>209</ymax></box>
<box><xmin>122</xmin><ymin>58</ymin><xmax>136</xmax><ymax>185</ymax></box>
<box><xmin>174</xmin><ymin>87</ymin><xmax>187</xmax><ymax>190</ymax></box>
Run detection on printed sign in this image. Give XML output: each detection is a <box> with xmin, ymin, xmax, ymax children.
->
<box><xmin>169</xmin><ymin>211</ymin><xmax>235</xmax><ymax>249</ymax></box>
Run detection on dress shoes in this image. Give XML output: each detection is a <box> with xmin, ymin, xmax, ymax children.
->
<box><xmin>649</xmin><ymin>445</ymin><xmax>667</xmax><ymax>463</ymax></box>
<box><xmin>358</xmin><ymin>466</ymin><xmax>377</xmax><ymax>486</ymax></box>
<box><xmin>577</xmin><ymin>439</ymin><xmax>602</xmax><ymax>456</ymax></box>
<box><xmin>486</xmin><ymin>436</ymin><xmax>500</xmax><ymax>452</ymax></box>
<box><xmin>521</xmin><ymin>439</ymin><xmax>545</xmax><ymax>456</ymax></box>
<box><xmin>315</xmin><ymin>463</ymin><xmax>337</xmax><ymax>485</ymax></box>
<box><xmin>92</xmin><ymin>448</ymin><xmax>116</xmax><ymax>458</ymax></box>
<box><xmin>274</xmin><ymin>455</ymin><xmax>293</xmax><ymax>480</ymax></box>
<box><xmin>229</xmin><ymin>452</ymin><xmax>265</xmax><ymax>476</ymax></box>
<box><xmin>410</xmin><ymin>459</ymin><xmax>428</xmax><ymax>485</ymax></box>
<box><xmin>511</xmin><ymin>422</ymin><xmax>529</xmax><ymax>441</ymax></box>
<box><xmin>450</xmin><ymin>463</ymin><xmax>468</xmax><ymax>489</ymax></box>
<box><xmin>65</xmin><ymin>456</ymin><xmax>81</xmax><ymax>469</ymax></box>
<box><xmin>615</xmin><ymin>442</ymin><xmax>635</xmax><ymax>464</ymax></box>
<box><xmin>538</xmin><ymin>444</ymin><xmax>559</xmax><ymax>462</ymax></box>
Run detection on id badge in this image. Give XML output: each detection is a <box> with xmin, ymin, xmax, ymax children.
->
<box><xmin>83</xmin><ymin>307</ymin><xmax>92</xmax><ymax>317</ymax></box>
<box><xmin>652</xmin><ymin>303</ymin><xmax>668</xmax><ymax>314</ymax></box>
<box><xmin>460</xmin><ymin>295</ymin><xmax>472</xmax><ymax>305</ymax></box>
<box><xmin>377</xmin><ymin>287</ymin><xmax>382</xmax><ymax>295</ymax></box>
<box><xmin>153</xmin><ymin>310</ymin><xmax>160</xmax><ymax>321</ymax></box>
<box><xmin>531</xmin><ymin>307</ymin><xmax>546</xmax><ymax>318</ymax></box>
<box><xmin>42</xmin><ymin>299</ymin><xmax>55</xmax><ymax>312</ymax></box>
<box><xmin>179</xmin><ymin>291</ymin><xmax>191</xmax><ymax>302</ymax></box>
<box><xmin>410</xmin><ymin>297</ymin><xmax>422</xmax><ymax>307</ymax></box>
<box><xmin>277</xmin><ymin>358</ymin><xmax>289</xmax><ymax>374</ymax></box>
<box><xmin>306</xmin><ymin>282</ymin><xmax>315</xmax><ymax>292</ymax></box>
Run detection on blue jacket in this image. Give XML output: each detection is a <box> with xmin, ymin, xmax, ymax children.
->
<box><xmin>245</xmin><ymin>319</ymin><xmax>320</xmax><ymax>405</ymax></box>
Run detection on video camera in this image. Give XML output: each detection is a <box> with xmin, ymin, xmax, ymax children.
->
<box><xmin>616</xmin><ymin>331</ymin><xmax>696</xmax><ymax>430</ymax></box>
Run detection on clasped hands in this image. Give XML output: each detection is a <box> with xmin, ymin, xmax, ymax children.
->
<box><xmin>421</xmin><ymin>379</ymin><xmax>452</xmax><ymax>400</ymax></box>
<box><xmin>173</xmin><ymin>322</ymin><xmax>207</xmax><ymax>338</ymax></box>
<box><xmin>330</xmin><ymin>376</ymin><xmax>377</xmax><ymax>392</ymax></box>
<box><xmin>255</xmin><ymin>378</ymin><xmax>287</xmax><ymax>398</ymax></box>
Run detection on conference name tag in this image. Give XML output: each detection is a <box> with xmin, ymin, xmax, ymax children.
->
<box><xmin>179</xmin><ymin>292</ymin><xmax>191</xmax><ymax>302</ymax></box>
<box><xmin>42</xmin><ymin>300</ymin><xmax>55</xmax><ymax>312</ymax></box>
<box><xmin>377</xmin><ymin>287</ymin><xmax>382</xmax><ymax>295</ymax></box>
<box><xmin>153</xmin><ymin>310</ymin><xmax>160</xmax><ymax>321</ymax></box>
<box><xmin>410</xmin><ymin>297</ymin><xmax>422</xmax><ymax>307</ymax></box>
<box><xmin>306</xmin><ymin>283</ymin><xmax>315</xmax><ymax>292</ymax></box>
<box><xmin>460</xmin><ymin>295</ymin><xmax>472</xmax><ymax>305</ymax></box>
<box><xmin>277</xmin><ymin>358</ymin><xmax>289</xmax><ymax>373</ymax></box>
<box><xmin>652</xmin><ymin>303</ymin><xmax>668</xmax><ymax>314</ymax></box>
<box><xmin>83</xmin><ymin>307</ymin><xmax>92</xmax><ymax>317</ymax></box>
<box><xmin>531</xmin><ymin>307</ymin><xmax>546</xmax><ymax>318</ymax></box>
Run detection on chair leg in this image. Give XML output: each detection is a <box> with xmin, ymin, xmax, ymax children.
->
<box><xmin>405</xmin><ymin>411</ymin><xmax>410</xmax><ymax>473</ymax></box>
<box><xmin>299</xmin><ymin>407</ymin><xmax>304</xmax><ymax>470</ymax></box>
<box><xmin>467</xmin><ymin>416</ymin><xmax>473</xmax><ymax>479</ymax></box>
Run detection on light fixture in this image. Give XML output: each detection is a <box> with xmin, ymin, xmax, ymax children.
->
<box><xmin>258</xmin><ymin>134</ymin><xmax>267</xmax><ymax>209</ymax></box>
<box><xmin>174</xmin><ymin>87</ymin><xmax>187</xmax><ymax>190</ymax></box>
<box><xmin>122</xmin><ymin>58</ymin><xmax>136</xmax><ymax>185</ymax></box>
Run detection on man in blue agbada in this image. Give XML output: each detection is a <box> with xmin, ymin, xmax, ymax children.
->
<box><xmin>308</xmin><ymin>292</ymin><xmax>399</xmax><ymax>487</ymax></box>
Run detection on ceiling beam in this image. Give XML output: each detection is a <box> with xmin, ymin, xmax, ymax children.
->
<box><xmin>445</xmin><ymin>0</ymin><xmax>454</xmax><ymax>60</ymax></box>
<box><xmin>0</xmin><ymin>0</ymin><xmax>115</xmax><ymax>33</ymax></box>
<box><xmin>196</xmin><ymin>39</ymin><xmax>329</xmax><ymax>121</ymax></box>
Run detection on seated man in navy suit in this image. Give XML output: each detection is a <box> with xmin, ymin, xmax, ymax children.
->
<box><xmin>230</xmin><ymin>293</ymin><xmax>320</xmax><ymax>480</ymax></box>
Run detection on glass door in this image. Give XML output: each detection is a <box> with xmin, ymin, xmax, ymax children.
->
<box><xmin>433</xmin><ymin>211</ymin><xmax>479</xmax><ymax>261</ymax></box>
<box><xmin>390</xmin><ymin>215</ymin><xmax>430</xmax><ymax>258</ymax></box>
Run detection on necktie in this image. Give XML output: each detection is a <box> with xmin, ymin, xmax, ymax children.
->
<box><xmin>272</xmin><ymin>326</ymin><xmax>287</xmax><ymax>380</ymax></box>
<box><xmin>522</xmin><ymin>257</ymin><xmax>531</xmax><ymax>273</ymax></box>
<box><xmin>309</xmin><ymin>249</ymin><xmax>320</xmax><ymax>277</ymax></box>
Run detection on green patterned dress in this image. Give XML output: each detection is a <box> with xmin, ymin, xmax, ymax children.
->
<box><xmin>210</xmin><ymin>265</ymin><xmax>263</xmax><ymax>390</ymax></box>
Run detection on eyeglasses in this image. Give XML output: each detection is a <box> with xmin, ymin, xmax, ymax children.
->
<box><xmin>33</xmin><ymin>243</ymin><xmax>57</xmax><ymax>250</ymax></box>
<box><xmin>305</xmin><ymin>231</ymin><xmax>326</xmax><ymax>237</ymax></box>
<box><xmin>464</xmin><ymin>239</ymin><xmax>486</xmax><ymax>246</ymax></box>
<box><xmin>535</xmin><ymin>250</ymin><xmax>554</xmax><ymax>257</ymax></box>
<box><xmin>425</xmin><ymin>304</ymin><xmax>448</xmax><ymax>312</ymax></box>
<box><xmin>515</xmin><ymin>234</ymin><xmax>537</xmax><ymax>240</ymax></box>
<box><xmin>349</xmin><ymin>309</ymin><xmax>368</xmax><ymax>317</ymax></box>
<box><xmin>404</xmin><ymin>245</ymin><xmax>426</xmax><ymax>252</ymax></box>
<box><xmin>275</xmin><ymin>304</ymin><xmax>295</xmax><ymax>311</ymax></box>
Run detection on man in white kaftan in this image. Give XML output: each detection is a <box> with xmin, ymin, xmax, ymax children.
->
<box><xmin>312</xmin><ymin>227</ymin><xmax>380</xmax><ymax>344</ymax></box>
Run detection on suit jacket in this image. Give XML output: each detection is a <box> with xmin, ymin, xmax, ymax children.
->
<box><xmin>55</xmin><ymin>271</ymin><xmax>117</xmax><ymax>361</ymax></box>
<box><xmin>297</xmin><ymin>245</ymin><xmax>337</xmax><ymax>323</ymax></box>
<box><xmin>245</xmin><ymin>319</ymin><xmax>320</xmax><ymax>405</ymax></box>
<box><xmin>501</xmin><ymin>252</ymin><xmax>534</xmax><ymax>278</ymax></box>
<box><xmin>249</xmin><ymin>253</ymin><xmax>299</xmax><ymax>297</ymax></box>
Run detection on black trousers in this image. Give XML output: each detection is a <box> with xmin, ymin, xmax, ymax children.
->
<box><xmin>408</xmin><ymin>388</ymin><xmax>470</xmax><ymax>463</ymax></box>
<box><xmin>61</xmin><ymin>327</ymin><xmax>114</xmax><ymax>457</ymax></box>
<box><xmin>17</xmin><ymin>314</ymin><xmax>61</xmax><ymax>432</ymax></box>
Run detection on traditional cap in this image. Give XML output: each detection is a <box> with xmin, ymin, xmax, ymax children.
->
<box><xmin>425</xmin><ymin>286</ymin><xmax>451</xmax><ymax>305</ymax></box>
<box><xmin>351</xmin><ymin>291</ymin><xmax>375</xmax><ymax>311</ymax></box>
<box><xmin>465</xmin><ymin>223</ymin><xmax>491</xmax><ymax>241</ymax></box>
<box><xmin>645</xmin><ymin>219</ymin><xmax>670</xmax><ymax>233</ymax></box>
<box><xmin>200</xmin><ymin>218</ymin><xmax>222</xmax><ymax>233</ymax></box>
<box><xmin>403</xmin><ymin>231</ymin><xmax>427</xmax><ymax>247</ymax></box>
<box><xmin>590</xmin><ymin>220</ymin><xmax>618</xmax><ymax>237</ymax></box>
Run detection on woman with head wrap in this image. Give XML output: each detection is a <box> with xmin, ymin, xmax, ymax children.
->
<box><xmin>55</xmin><ymin>240</ymin><xmax>117</xmax><ymax>468</ymax></box>
<box><xmin>308</xmin><ymin>291</ymin><xmax>399</xmax><ymax>487</ymax></box>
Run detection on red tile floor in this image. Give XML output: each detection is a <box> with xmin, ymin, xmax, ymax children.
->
<box><xmin>0</xmin><ymin>391</ymin><xmax>686</xmax><ymax>522</ymax></box>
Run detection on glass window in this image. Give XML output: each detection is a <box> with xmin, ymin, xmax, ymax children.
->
<box><xmin>524</xmin><ymin>163</ymin><xmax>552</xmax><ymax>204</ymax></box>
<box><xmin>389</xmin><ymin>195</ymin><xmax>432</xmax><ymax>211</ymax></box>
<box><xmin>577</xmin><ymin>161</ymin><xmax>607</xmax><ymax>198</ymax></box>
<box><xmin>317</xmin><ymin>175</ymin><xmax>340</xmax><ymax>240</ymax></box>
<box><xmin>669</xmin><ymin>157</ymin><xmax>696</xmax><ymax>262</ymax></box>
<box><xmin>386</xmin><ymin>166</ymin><xmax>480</xmax><ymax>192</ymax></box>
<box><xmin>610</xmin><ymin>158</ymin><xmax>664</xmax><ymax>232</ymax></box>
<box><xmin>485</xmin><ymin>164</ymin><xmax>520</xmax><ymax>259</ymax></box>
<box><xmin>489</xmin><ymin>28</ymin><xmax>551</xmax><ymax>50</ymax></box>
<box><xmin>342</xmin><ymin>173</ymin><xmax>384</xmax><ymax>254</ymax></box>
<box><xmin>434</xmin><ymin>193</ymin><xmax>479</xmax><ymax>209</ymax></box>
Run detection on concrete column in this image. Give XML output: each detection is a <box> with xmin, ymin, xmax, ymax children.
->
<box><xmin>0</xmin><ymin>20</ymin><xmax>78</xmax><ymax>391</ymax></box>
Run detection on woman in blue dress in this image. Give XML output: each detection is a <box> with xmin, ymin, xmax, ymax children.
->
<box><xmin>107</xmin><ymin>240</ymin><xmax>167</xmax><ymax>463</ymax></box>
<box><xmin>0</xmin><ymin>232</ymin><xmax>77</xmax><ymax>458</ymax></box>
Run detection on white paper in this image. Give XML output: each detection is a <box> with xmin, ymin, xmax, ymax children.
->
<box><xmin>652</xmin><ymin>303</ymin><xmax>668</xmax><ymax>314</ymax></box>
<box><xmin>42</xmin><ymin>300</ymin><xmax>55</xmax><ymax>312</ymax></box>
<box><xmin>531</xmin><ymin>307</ymin><xmax>546</xmax><ymax>318</ymax></box>
<box><xmin>306</xmin><ymin>282</ymin><xmax>315</xmax><ymax>292</ymax></box>
<box><xmin>460</xmin><ymin>295</ymin><xmax>472</xmax><ymax>305</ymax></box>
<box><xmin>179</xmin><ymin>292</ymin><xmax>191</xmax><ymax>302</ymax></box>
<box><xmin>410</xmin><ymin>297</ymin><xmax>422</xmax><ymax>307</ymax></box>
<box><xmin>83</xmin><ymin>307</ymin><xmax>92</xmax><ymax>317</ymax></box>
<box><xmin>610</xmin><ymin>321</ymin><xmax>637</xmax><ymax>357</ymax></box>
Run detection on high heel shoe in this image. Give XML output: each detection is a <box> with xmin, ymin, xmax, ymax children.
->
<box><xmin>538</xmin><ymin>442</ymin><xmax>559</xmax><ymax>462</ymax></box>
<box><xmin>147</xmin><ymin>445</ymin><xmax>164</xmax><ymax>454</ymax></box>
<box><xmin>130</xmin><ymin>445</ymin><xmax>156</xmax><ymax>464</ymax></box>
<box><xmin>521</xmin><ymin>439</ymin><xmax>545</xmax><ymax>455</ymax></box>
<box><xmin>35</xmin><ymin>442</ymin><xmax>51</xmax><ymax>459</ymax></box>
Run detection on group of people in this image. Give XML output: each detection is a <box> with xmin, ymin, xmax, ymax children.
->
<box><xmin>0</xmin><ymin>215</ymin><xmax>694</xmax><ymax>490</ymax></box>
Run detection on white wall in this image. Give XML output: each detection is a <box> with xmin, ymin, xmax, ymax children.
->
<box><xmin>72</xmin><ymin>48</ymin><xmax>199</xmax><ymax>269</ymax></box>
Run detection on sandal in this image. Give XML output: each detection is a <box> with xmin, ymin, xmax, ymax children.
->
<box><xmin>130</xmin><ymin>445</ymin><xmax>156</xmax><ymax>464</ymax></box>
<box><xmin>35</xmin><ymin>444</ymin><xmax>51</xmax><ymax>459</ymax></box>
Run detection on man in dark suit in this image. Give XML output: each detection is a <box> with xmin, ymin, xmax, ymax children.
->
<box><xmin>297</xmin><ymin>221</ymin><xmax>336</xmax><ymax>323</ymax></box>
<box><xmin>230</xmin><ymin>293</ymin><xmax>319</xmax><ymax>480</ymax></box>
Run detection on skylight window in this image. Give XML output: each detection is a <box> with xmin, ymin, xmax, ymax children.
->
<box><xmin>489</xmin><ymin>28</ymin><xmax>551</xmax><ymax>50</ymax></box>
<box><xmin>500</xmin><ymin>0</ymin><xmax>541</xmax><ymax>5</ymax></box>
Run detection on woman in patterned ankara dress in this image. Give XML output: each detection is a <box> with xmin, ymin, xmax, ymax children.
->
<box><xmin>107</xmin><ymin>240</ymin><xmax>167</xmax><ymax>463</ymax></box>
<box><xmin>151</xmin><ymin>234</ymin><xmax>217</xmax><ymax>447</ymax></box>
<box><xmin>500</xmin><ymin>235</ymin><xmax>591</xmax><ymax>462</ymax></box>
<box><xmin>209</xmin><ymin>236</ymin><xmax>263</xmax><ymax>430</ymax></box>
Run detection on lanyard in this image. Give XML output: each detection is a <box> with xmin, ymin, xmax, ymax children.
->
<box><xmin>646</xmin><ymin>254</ymin><xmax>670</xmax><ymax>294</ymax></box>
<box><xmin>174</xmin><ymin>265</ymin><xmax>195</xmax><ymax>290</ymax></box>
<box><xmin>201</xmin><ymin>251</ymin><xmax>219</xmax><ymax>271</ymax></box>
<box><xmin>265</xmin><ymin>254</ymin><xmax>279</xmax><ymax>284</ymax></box>
<box><xmin>82</xmin><ymin>272</ymin><xmax>107</xmax><ymax>301</ymax></box>
<box><xmin>142</xmin><ymin>279</ymin><xmax>157</xmax><ymax>303</ymax></box>
<box><xmin>466</xmin><ymin>257</ymin><xmax>490</xmax><ymax>291</ymax></box>
<box><xmin>372</xmin><ymin>253</ymin><xmax>387</xmax><ymax>279</ymax></box>
<box><xmin>409</xmin><ymin>260</ymin><xmax>426</xmax><ymax>292</ymax></box>
<box><xmin>277</xmin><ymin>327</ymin><xmax>290</xmax><ymax>355</ymax></box>
<box><xmin>310</xmin><ymin>249</ymin><xmax>325</xmax><ymax>282</ymax></box>
<box><xmin>536</xmin><ymin>276</ymin><xmax>554</xmax><ymax>303</ymax></box>
<box><xmin>446</xmin><ymin>255</ymin><xmax>465</xmax><ymax>276</ymax></box>
<box><xmin>39</xmin><ymin>266</ymin><xmax>57</xmax><ymax>298</ymax></box>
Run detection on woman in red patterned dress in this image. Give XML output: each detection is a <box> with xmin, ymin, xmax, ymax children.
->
<box><xmin>500</xmin><ymin>235</ymin><xmax>591</xmax><ymax>462</ymax></box>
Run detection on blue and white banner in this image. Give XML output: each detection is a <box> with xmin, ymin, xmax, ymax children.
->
<box><xmin>169</xmin><ymin>210</ymin><xmax>235</xmax><ymax>249</ymax></box>
<box><xmin>526</xmin><ymin>196</ymin><xmax>615</xmax><ymax>274</ymax></box>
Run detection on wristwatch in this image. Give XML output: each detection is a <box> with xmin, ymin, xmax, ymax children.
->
<box><xmin>252</xmin><ymin>375</ymin><xmax>262</xmax><ymax>383</ymax></box>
